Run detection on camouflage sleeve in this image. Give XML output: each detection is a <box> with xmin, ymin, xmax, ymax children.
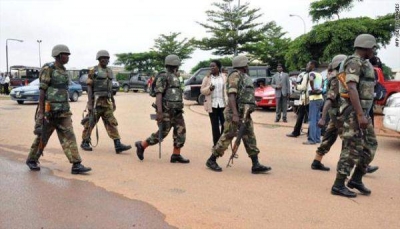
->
<box><xmin>39</xmin><ymin>67</ymin><xmax>51</xmax><ymax>91</ymax></box>
<box><xmin>227</xmin><ymin>72</ymin><xmax>240</xmax><ymax>94</ymax></box>
<box><xmin>326</xmin><ymin>78</ymin><xmax>339</xmax><ymax>101</ymax></box>
<box><xmin>155</xmin><ymin>73</ymin><xmax>167</xmax><ymax>94</ymax></box>
<box><xmin>87</xmin><ymin>68</ymin><xmax>94</xmax><ymax>86</ymax></box>
<box><xmin>344</xmin><ymin>59</ymin><xmax>361</xmax><ymax>83</ymax></box>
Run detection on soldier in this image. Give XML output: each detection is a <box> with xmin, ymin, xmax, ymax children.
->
<box><xmin>311</xmin><ymin>54</ymin><xmax>347</xmax><ymax>171</ymax></box>
<box><xmin>205</xmin><ymin>55</ymin><xmax>271</xmax><ymax>174</ymax></box>
<box><xmin>135</xmin><ymin>55</ymin><xmax>190</xmax><ymax>163</ymax></box>
<box><xmin>331</xmin><ymin>34</ymin><xmax>378</xmax><ymax>198</ymax></box>
<box><xmin>26</xmin><ymin>44</ymin><xmax>91</xmax><ymax>174</ymax></box>
<box><xmin>80</xmin><ymin>50</ymin><xmax>131</xmax><ymax>154</ymax></box>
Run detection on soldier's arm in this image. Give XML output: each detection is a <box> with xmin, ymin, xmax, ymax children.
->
<box><xmin>227</xmin><ymin>72</ymin><xmax>240</xmax><ymax>120</ymax></box>
<box><xmin>155</xmin><ymin>74</ymin><xmax>166</xmax><ymax>113</ymax></box>
<box><xmin>38</xmin><ymin>67</ymin><xmax>51</xmax><ymax>117</ymax></box>
<box><xmin>87</xmin><ymin>69</ymin><xmax>94</xmax><ymax>110</ymax></box>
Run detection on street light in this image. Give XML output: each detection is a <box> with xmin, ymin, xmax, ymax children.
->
<box><xmin>289</xmin><ymin>14</ymin><xmax>306</xmax><ymax>35</ymax></box>
<box><xmin>37</xmin><ymin>40</ymin><xmax>42</xmax><ymax>67</ymax></box>
<box><xmin>6</xmin><ymin>38</ymin><xmax>23</xmax><ymax>73</ymax></box>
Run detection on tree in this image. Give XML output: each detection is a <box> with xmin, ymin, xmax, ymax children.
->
<box><xmin>195</xmin><ymin>0</ymin><xmax>270</xmax><ymax>55</ymax></box>
<box><xmin>246</xmin><ymin>21</ymin><xmax>291</xmax><ymax>70</ymax></box>
<box><xmin>285</xmin><ymin>14</ymin><xmax>395</xmax><ymax>71</ymax></box>
<box><xmin>190</xmin><ymin>57</ymin><xmax>233</xmax><ymax>73</ymax></box>
<box><xmin>114</xmin><ymin>51</ymin><xmax>160</xmax><ymax>74</ymax></box>
<box><xmin>309</xmin><ymin>0</ymin><xmax>363</xmax><ymax>22</ymax></box>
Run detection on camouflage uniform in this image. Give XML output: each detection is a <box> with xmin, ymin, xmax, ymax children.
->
<box><xmin>27</xmin><ymin>62</ymin><xmax>82</xmax><ymax>163</ymax></box>
<box><xmin>81</xmin><ymin>65</ymin><xmax>120</xmax><ymax>141</ymax></box>
<box><xmin>146</xmin><ymin>72</ymin><xmax>186</xmax><ymax>148</ymax></box>
<box><xmin>336</xmin><ymin>54</ymin><xmax>378</xmax><ymax>176</ymax></box>
<box><xmin>212</xmin><ymin>70</ymin><xmax>259</xmax><ymax>157</ymax></box>
<box><xmin>316</xmin><ymin>70</ymin><xmax>340</xmax><ymax>156</ymax></box>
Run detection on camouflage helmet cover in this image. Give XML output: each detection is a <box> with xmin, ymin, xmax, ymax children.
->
<box><xmin>52</xmin><ymin>44</ymin><xmax>70</xmax><ymax>57</ymax></box>
<box><xmin>331</xmin><ymin>54</ymin><xmax>347</xmax><ymax>69</ymax></box>
<box><xmin>96</xmin><ymin>50</ymin><xmax>110</xmax><ymax>60</ymax></box>
<box><xmin>232</xmin><ymin>55</ymin><xmax>249</xmax><ymax>68</ymax></box>
<box><xmin>165</xmin><ymin>55</ymin><xmax>181</xmax><ymax>66</ymax></box>
<box><xmin>354</xmin><ymin>34</ymin><xmax>377</xmax><ymax>49</ymax></box>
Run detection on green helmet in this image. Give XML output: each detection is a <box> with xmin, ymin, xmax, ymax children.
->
<box><xmin>354</xmin><ymin>34</ymin><xmax>377</xmax><ymax>49</ymax></box>
<box><xmin>165</xmin><ymin>55</ymin><xmax>181</xmax><ymax>66</ymax></box>
<box><xmin>232</xmin><ymin>55</ymin><xmax>248</xmax><ymax>68</ymax></box>
<box><xmin>331</xmin><ymin>54</ymin><xmax>347</xmax><ymax>69</ymax></box>
<box><xmin>96</xmin><ymin>50</ymin><xmax>110</xmax><ymax>60</ymax></box>
<box><xmin>52</xmin><ymin>44</ymin><xmax>70</xmax><ymax>57</ymax></box>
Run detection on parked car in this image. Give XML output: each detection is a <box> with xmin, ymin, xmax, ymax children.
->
<box><xmin>184</xmin><ymin>66</ymin><xmax>273</xmax><ymax>105</ymax></box>
<box><xmin>77</xmin><ymin>74</ymin><xmax>119</xmax><ymax>95</ymax></box>
<box><xmin>254</xmin><ymin>77</ymin><xmax>276</xmax><ymax>109</ymax></box>
<box><xmin>120</xmin><ymin>73</ymin><xmax>148</xmax><ymax>93</ymax></box>
<box><xmin>383</xmin><ymin>92</ymin><xmax>400</xmax><ymax>133</ymax></box>
<box><xmin>374</xmin><ymin>67</ymin><xmax>400</xmax><ymax>106</ymax></box>
<box><xmin>9</xmin><ymin>78</ymin><xmax>83</xmax><ymax>104</ymax></box>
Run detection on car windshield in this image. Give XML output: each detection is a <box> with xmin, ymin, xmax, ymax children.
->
<box><xmin>29</xmin><ymin>79</ymin><xmax>40</xmax><ymax>86</ymax></box>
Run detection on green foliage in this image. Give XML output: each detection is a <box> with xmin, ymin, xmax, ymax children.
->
<box><xmin>309</xmin><ymin>0</ymin><xmax>363</xmax><ymax>22</ymax></box>
<box><xmin>114</xmin><ymin>51</ymin><xmax>160</xmax><ymax>74</ymax></box>
<box><xmin>246</xmin><ymin>21</ymin><xmax>291</xmax><ymax>70</ymax></box>
<box><xmin>115</xmin><ymin>72</ymin><xmax>130</xmax><ymax>81</ymax></box>
<box><xmin>190</xmin><ymin>57</ymin><xmax>233</xmax><ymax>73</ymax></box>
<box><xmin>285</xmin><ymin>14</ymin><xmax>395</xmax><ymax>71</ymax></box>
<box><xmin>195</xmin><ymin>0</ymin><xmax>270</xmax><ymax>55</ymax></box>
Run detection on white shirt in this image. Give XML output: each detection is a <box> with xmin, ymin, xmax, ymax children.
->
<box><xmin>210</xmin><ymin>74</ymin><xmax>225</xmax><ymax>108</ymax></box>
<box><xmin>4</xmin><ymin>76</ymin><xmax>10</xmax><ymax>84</ymax></box>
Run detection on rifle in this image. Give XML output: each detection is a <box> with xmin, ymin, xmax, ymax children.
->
<box><xmin>150</xmin><ymin>112</ymin><xmax>163</xmax><ymax>159</ymax></box>
<box><xmin>226</xmin><ymin>104</ymin><xmax>251</xmax><ymax>168</ymax></box>
<box><xmin>36</xmin><ymin>101</ymin><xmax>51</xmax><ymax>158</ymax></box>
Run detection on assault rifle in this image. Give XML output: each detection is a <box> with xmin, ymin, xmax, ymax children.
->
<box><xmin>226</xmin><ymin>104</ymin><xmax>251</xmax><ymax>168</ymax></box>
<box><xmin>36</xmin><ymin>101</ymin><xmax>51</xmax><ymax>158</ymax></box>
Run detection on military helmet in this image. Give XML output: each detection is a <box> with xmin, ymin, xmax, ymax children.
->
<box><xmin>232</xmin><ymin>55</ymin><xmax>249</xmax><ymax>68</ymax></box>
<box><xmin>165</xmin><ymin>55</ymin><xmax>181</xmax><ymax>66</ymax></box>
<box><xmin>354</xmin><ymin>34</ymin><xmax>377</xmax><ymax>49</ymax></box>
<box><xmin>52</xmin><ymin>44</ymin><xmax>70</xmax><ymax>57</ymax></box>
<box><xmin>331</xmin><ymin>54</ymin><xmax>347</xmax><ymax>69</ymax></box>
<box><xmin>96</xmin><ymin>50</ymin><xmax>110</xmax><ymax>60</ymax></box>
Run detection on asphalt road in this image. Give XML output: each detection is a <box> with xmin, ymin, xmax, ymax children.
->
<box><xmin>0</xmin><ymin>92</ymin><xmax>399</xmax><ymax>229</ymax></box>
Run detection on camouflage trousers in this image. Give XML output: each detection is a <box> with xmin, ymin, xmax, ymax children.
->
<box><xmin>212</xmin><ymin>110</ymin><xmax>260</xmax><ymax>157</ymax></box>
<box><xmin>336</xmin><ymin>110</ymin><xmax>378</xmax><ymax>176</ymax></box>
<box><xmin>81</xmin><ymin>106</ymin><xmax>120</xmax><ymax>141</ymax></box>
<box><xmin>146</xmin><ymin>109</ymin><xmax>186</xmax><ymax>148</ymax></box>
<box><xmin>316</xmin><ymin>111</ymin><xmax>339</xmax><ymax>156</ymax></box>
<box><xmin>28</xmin><ymin>115</ymin><xmax>82</xmax><ymax>163</ymax></box>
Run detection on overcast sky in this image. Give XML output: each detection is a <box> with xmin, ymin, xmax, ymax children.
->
<box><xmin>0</xmin><ymin>0</ymin><xmax>399</xmax><ymax>73</ymax></box>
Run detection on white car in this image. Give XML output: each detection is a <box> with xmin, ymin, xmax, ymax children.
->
<box><xmin>383</xmin><ymin>92</ymin><xmax>400</xmax><ymax>132</ymax></box>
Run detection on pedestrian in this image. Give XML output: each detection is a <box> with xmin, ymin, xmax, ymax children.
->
<box><xmin>205</xmin><ymin>55</ymin><xmax>271</xmax><ymax>174</ymax></box>
<box><xmin>271</xmin><ymin>64</ymin><xmax>290</xmax><ymax>122</ymax></box>
<box><xmin>200</xmin><ymin>59</ymin><xmax>227</xmax><ymax>146</ymax></box>
<box><xmin>310</xmin><ymin>54</ymin><xmax>347</xmax><ymax>171</ymax></box>
<box><xmin>286</xmin><ymin>71</ymin><xmax>309</xmax><ymax>137</ymax></box>
<box><xmin>4</xmin><ymin>72</ymin><xmax>10</xmax><ymax>95</ymax></box>
<box><xmin>26</xmin><ymin>44</ymin><xmax>91</xmax><ymax>174</ymax></box>
<box><xmin>80</xmin><ymin>50</ymin><xmax>131</xmax><ymax>153</ymax></box>
<box><xmin>135</xmin><ymin>55</ymin><xmax>190</xmax><ymax>163</ymax></box>
<box><xmin>331</xmin><ymin>34</ymin><xmax>378</xmax><ymax>198</ymax></box>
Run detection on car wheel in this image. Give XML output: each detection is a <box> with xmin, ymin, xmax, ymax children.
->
<box><xmin>70</xmin><ymin>91</ymin><xmax>79</xmax><ymax>102</ymax></box>
<box><xmin>17</xmin><ymin>100</ymin><xmax>24</xmax><ymax>104</ymax></box>
<box><xmin>133</xmin><ymin>90</ymin><xmax>138</xmax><ymax>93</ymax></box>
<box><xmin>123</xmin><ymin>85</ymin><xmax>129</xmax><ymax>92</ymax></box>
<box><xmin>197</xmin><ymin>94</ymin><xmax>205</xmax><ymax>105</ymax></box>
<box><xmin>143</xmin><ymin>85</ymin><xmax>148</xmax><ymax>92</ymax></box>
<box><xmin>113</xmin><ymin>91</ymin><xmax>117</xmax><ymax>96</ymax></box>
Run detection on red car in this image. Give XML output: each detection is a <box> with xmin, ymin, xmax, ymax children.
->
<box><xmin>254</xmin><ymin>77</ymin><xmax>276</xmax><ymax>109</ymax></box>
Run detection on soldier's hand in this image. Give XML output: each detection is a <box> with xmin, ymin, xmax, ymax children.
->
<box><xmin>318</xmin><ymin>118</ymin><xmax>326</xmax><ymax>128</ymax></box>
<box><xmin>232</xmin><ymin>114</ymin><xmax>240</xmax><ymax>124</ymax></box>
<box><xmin>156</xmin><ymin>112</ymin><xmax>163</xmax><ymax>123</ymax></box>
<box><xmin>113</xmin><ymin>103</ymin><xmax>116</xmax><ymax>111</ymax></box>
<box><xmin>358</xmin><ymin>115</ymin><xmax>368</xmax><ymax>129</ymax></box>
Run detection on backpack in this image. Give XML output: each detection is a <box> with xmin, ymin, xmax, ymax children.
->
<box><xmin>149</xmin><ymin>71</ymin><xmax>166</xmax><ymax>97</ymax></box>
<box><xmin>374</xmin><ymin>82</ymin><xmax>387</xmax><ymax>101</ymax></box>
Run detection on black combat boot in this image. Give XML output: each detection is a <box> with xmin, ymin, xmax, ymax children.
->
<box><xmin>114</xmin><ymin>139</ymin><xmax>132</xmax><ymax>154</ymax></box>
<box><xmin>366</xmin><ymin>165</ymin><xmax>379</xmax><ymax>174</ymax></box>
<box><xmin>206</xmin><ymin>154</ymin><xmax>222</xmax><ymax>172</ymax></box>
<box><xmin>331</xmin><ymin>174</ymin><xmax>357</xmax><ymax>198</ymax></box>
<box><xmin>170</xmin><ymin>154</ymin><xmax>190</xmax><ymax>163</ymax></box>
<box><xmin>250</xmin><ymin>155</ymin><xmax>271</xmax><ymax>174</ymax></box>
<box><xmin>26</xmin><ymin>159</ymin><xmax>40</xmax><ymax>171</ymax></box>
<box><xmin>311</xmin><ymin>160</ymin><xmax>330</xmax><ymax>171</ymax></box>
<box><xmin>347</xmin><ymin>168</ymin><xmax>371</xmax><ymax>195</ymax></box>
<box><xmin>71</xmin><ymin>162</ymin><xmax>92</xmax><ymax>174</ymax></box>
<box><xmin>80</xmin><ymin>140</ymin><xmax>92</xmax><ymax>151</ymax></box>
<box><xmin>135</xmin><ymin>141</ymin><xmax>145</xmax><ymax>160</ymax></box>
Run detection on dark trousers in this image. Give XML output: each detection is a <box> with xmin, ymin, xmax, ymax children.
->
<box><xmin>275</xmin><ymin>96</ymin><xmax>288</xmax><ymax>121</ymax></box>
<box><xmin>4</xmin><ymin>83</ymin><xmax>9</xmax><ymax>95</ymax></box>
<box><xmin>292</xmin><ymin>104</ymin><xmax>309</xmax><ymax>136</ymax></box>
<box><xmin>209</xmin><ymin>107</ymin><xmax>225</xmax><ymax>146</ymax></box>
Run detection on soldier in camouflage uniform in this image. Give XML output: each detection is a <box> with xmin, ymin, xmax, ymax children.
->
<box><xmin>135</xmin><ymin>55</ymin><xmax>190</xmax><ymax>163</ymax></box>
<box><xmin>331</xmin><ymin>34</ymin><xmax>378</xmax><ymax>198</ymax></box>
<box><xmin>206</xmin><ymin>55</ymin><xmax>271</xmax><ymax>174</ymax></box>
<box><xmin>80</xmin><ymin>50</ymin><xmax>131</xmax><ymax>154</ymax></box>
<box><xmin>26</xmin><ymin>44</ymin><xmax>91</xmax><ymax>174</ymax></box>
<box><xmin>310</xmin><ymin>54</ymin><xmax>347</xmax><ymax>171</ymax></box>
